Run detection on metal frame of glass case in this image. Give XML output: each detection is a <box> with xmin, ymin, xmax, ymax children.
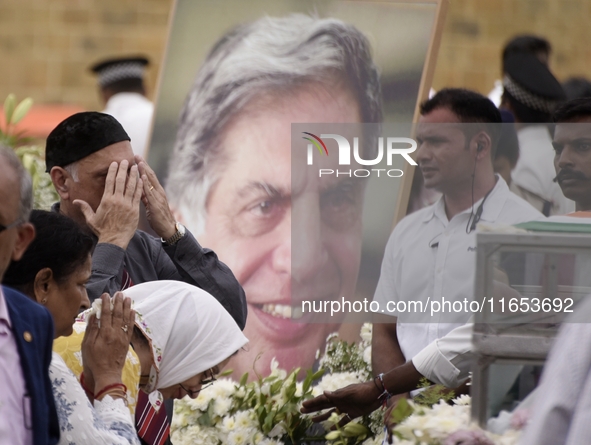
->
<box><xmin>471</xmin><ymin>230</ymin><xmax>591</xmax><ymax>425</ymax></box>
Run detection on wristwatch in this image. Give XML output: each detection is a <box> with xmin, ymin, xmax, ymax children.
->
<box><xmin>162</xmin><ymin>222</ymin><xmax>186</xmax><ymax>246</ymax></box>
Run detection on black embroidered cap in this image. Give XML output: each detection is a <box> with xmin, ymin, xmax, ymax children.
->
<box><xmin>45</xmin><ymin>112</ymin><xmax>130</xmax><ymax>172</ymax></box>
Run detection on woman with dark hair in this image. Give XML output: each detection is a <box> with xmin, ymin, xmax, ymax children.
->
<box><xmin>4</xmin><ymin>210</ymin><xmax>94</xmax><ymax>337</ymax></box>
<box><xmin>3</xmin><ymin>210</ymin><xmax>140</xmax><ymax>445</ymax></box>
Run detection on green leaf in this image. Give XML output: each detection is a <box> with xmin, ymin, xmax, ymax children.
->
<box><xmin>4</xmin><ymin>94</ymin><xmax>15</xmax><ymax>126</ymax></box>
<box><xmin>325</xmin><ymin>430</ymin><xmax>341</xmax><ymax>440</ymax></box>
<box><xmin>196</xmin><ymin>411</ymin><xmax>211</xmax><ymax>426</ymax></box>
<box><xmin>271</xmin><ymin>379</ymin><xmax>283</xmax><ymax>394</ymax></box>
<box><xmin>263</xmin><ymin>410</ymin><xmax>276</xmax><ymax>432</ymax></box>
<box><xmin>302</xmin><ymin>370</ymin><xmax>314</xmax><ymax>393</ymax></box>
<box><xmin>284</xmin><ymin>381</ymin><xmax>296</xmax><ymax>400</ymax></box>
<box><xmin>389</xmin><ymin>398</ymin><xmax>414</xmax><ymax>425</ymax></box>
<box><xmin>239</xmin><ymin>372</ymin><xmax>249</xmax><ymax>386</ymax></box>
<box><xmin>311</xmin><ymin>368</ymin><xmax>325</xmax><ymax>381</ymax></box>
<box><xmin>343</xmin><ymin>422</ymin><xmax>369</xmax><ymax>436</ymax></box>
<box><xmin>11</xmin><ymin>97</ymin><xmax>33</xmax><ymax>125</ymax></box>
<box><xmin>412</xmin><ymin>379</ymin><xmax>455</xmax><ymax>407</ymax></box>
<box><xmin>256</xmin><ymin>405</ymin><xmax>267</xmax><ymax>425</ymax></box>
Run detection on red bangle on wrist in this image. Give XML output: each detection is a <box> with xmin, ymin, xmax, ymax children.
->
<box><xmin>95</xmin><ymin>383</ymin><xmax>127</xmax><ymax>401</ymax></box>
<box><xmin>80</xmin><ymin>372</ymin><xmax>94</xmax><ymax>397</ymax></box>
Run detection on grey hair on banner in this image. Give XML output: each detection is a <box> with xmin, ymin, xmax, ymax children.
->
<box><xmin>166</xmin><ymin>14</ymin><xmax>382</xmax><ymax>235</ymax></box>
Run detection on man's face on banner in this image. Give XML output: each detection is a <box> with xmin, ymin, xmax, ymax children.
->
<box><xmin>196</xmin><ymin>83</ymin><xmax>364</xmax><ymax>378</ymax></box>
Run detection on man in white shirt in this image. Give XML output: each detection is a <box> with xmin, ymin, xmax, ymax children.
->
<box><xmin>371</xmin><ymin>89</ymin><xmax>542</xmax><ymax>383</ymax></box>
<box><xmin>301</xmin><ymin>90</ymin><xmax>541</xmax><ymax>425</ymax></box>
<box><xmin>91</xmin><ymin>56</ymin><xmax>154</xmax><ymax>158</ymax></box>
<box><xmin>520</xmin><ymin>97</ymin><xmax>591</xmax><ymax>444</ymax></box>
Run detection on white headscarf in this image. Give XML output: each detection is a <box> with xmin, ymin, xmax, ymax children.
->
<box><xmin>122</xmin><ymin>280</ymin><xmax>248</xmax><ymax>408</ymax></box>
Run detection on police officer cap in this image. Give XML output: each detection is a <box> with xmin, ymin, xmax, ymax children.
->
<box><xmin>503</xmin><ymin>53</ymin><xmax>565</xmax><ymax>112</ymax></box>
<box><xmin>45</xmin><ymin>112</ymin><xmax>130</xmax><ymax>172</ymax></box>
<box><xmin>90</xmin><ymin>56</ymin><xmax>149</xmax><ymax>88</ymax></box>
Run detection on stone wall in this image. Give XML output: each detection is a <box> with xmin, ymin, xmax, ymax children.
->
<box><xmin>0</xmin><ymin>0</ymin><xmax>173</xmax><ymax>110</ymax></box>
<box><xmin>1</xmin><ymin>0</ymin><xmax>589</xmax><ymax>110</ymax></box>
<box><xmin>433</xmin><ymin>0</ymin><xmax>591</xmax><ymax>94</ymax></box>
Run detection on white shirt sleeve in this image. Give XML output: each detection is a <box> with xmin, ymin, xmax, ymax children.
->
<box><xmin>49</xmin><ymin>352</ymin><xmax>140</xmax><ymax>445</ymax></box>
<box><xmin>520</xmin><ymin>319</ymin><xmax>591</xmax><ymax>445</ymax></box>
<box><xmin>411</xmin><ymin>322</ymin><xmax>474</xmax><ymax>388</ymax></box>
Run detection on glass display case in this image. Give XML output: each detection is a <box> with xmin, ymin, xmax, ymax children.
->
<box><xmin>471</xmin><ymin>229</ymin><xmax>591</xmax><ymax>425</ymax></box>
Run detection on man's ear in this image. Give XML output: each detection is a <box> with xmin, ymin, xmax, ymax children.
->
<box><xmin>33</xmin><ymin>268</ymin><xmax>54</xmax><ymax>304</ymax></box>
<box><xmin>473</xmin><ymin>131</ymin><xmax>492</xmax><ymax>160</ymax></box>
<box><xmin>50</xmin><ymin>166</ymin><xmax>70</xmax><ymax>200</ymax></box>
<box><xmin>11</xmin><ymin>222</ymin><xmax>35</xmax><ymax>262</ymax></box>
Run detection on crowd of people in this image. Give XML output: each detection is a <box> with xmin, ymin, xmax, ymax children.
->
<box><xmin>2</xmin><ymin>14</ymin><xmax>591</xmax><ymax>445</ymax></box>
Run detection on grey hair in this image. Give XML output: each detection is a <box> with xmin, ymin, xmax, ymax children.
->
<box><xmin>64</xmin><ymin>161</ymin><xmax>79</xmax><ymax>182</ymax></box>
<box><xmin>0</xmin><ymin>145</ymin><xmax>33</xmax><ymax>222</ymax></box>
<box><xmin>166</xmin><ymin>14</ymin><xmax>383</xmax><ymax>234</ymax></box>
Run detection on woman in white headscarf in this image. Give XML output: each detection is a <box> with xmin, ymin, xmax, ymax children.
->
<box><xmin>122</xmin><ymin>280</ymin><xmax>248</xmax><ymax>406</ymax></box>
<box><xmin>54</xmin><ymin>280</ymin><xmax>248</xmax><ymax>445</ymax></box>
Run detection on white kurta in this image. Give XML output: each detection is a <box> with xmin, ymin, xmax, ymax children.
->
<box><xmin>103</xmin><ymin>92</ymin><xmax>154</xmax><ymax>158</ymax></box>
<box><xmin>373</xmin><ymin>176</ymin><xmax>542</xmax><ymax>364</ymax></box>
<box><xmin>49</xmin><ymin>352</ymin><xmax>140</xmax><ymax>445</ymax></box>
<box><xmin>520</xmin><ymin>297</ymin><xmax>591</xmax><ymax>445</ymax></box>
<box><xmin>511</xmin><ymin>125</ymin><xmax>575</xmax><ymax>215</ymax></box>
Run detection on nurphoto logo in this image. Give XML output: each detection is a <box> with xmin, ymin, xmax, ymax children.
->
<box><xmin>302</xmin><ymin>132</ymin><xmax>417</xmax><ymax>178</ymax></box>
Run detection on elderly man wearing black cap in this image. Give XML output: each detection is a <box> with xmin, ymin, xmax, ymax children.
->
<box><xmin>91</xmin><ymin>56</ymin><xmax>154</xmax><ymax>157</ymax></box>
<box><xmin>501</xmin><ymin>52</ymin><xmax>574</xmax><ymax>216</ymax></box>
<box><xmin>45</xmin><ymin>111</ymin><xmax>247</xmax><ymax>445</ymax></box>
<box><xmin>45</xmin><ymin>111</ymin><xmax>247</xmax><ymax>325</ymax></box>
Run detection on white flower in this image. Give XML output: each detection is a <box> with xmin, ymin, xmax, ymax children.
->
<box><xmin>294</xmin><ymin>382</ymin><xmax>303</xmax><ymax>398</ymax></box>
<box><xmin>235</xmin><ymin>411</ymin><xmax>257</xmax><ymax>430</ymax></box>
<box><xmin>453</xmin><ymin>394</ymin><xmax>471</xmax><ymax>406</ymax></box>
<box><xmin>213</xmin><ymin>397</ymin><xmax>232</xmax><ymax>417</ymax></box>
<box><xmin>235</xmin><ymin>387</ymin><xmax>246</xmax><ymax>398</ymax></box>
<box><xmin>363</xmin><ymin>346</ymin><xmax>372</xmax><ymax>364</ymax></box>
<box><xmin>268</xmin><ymin>423</ymin><xmax>286</xmax><ymax>438</ymax></box>
<box><xmin>209</xmin><ymin>378</ymin><xmax>238</xmax><ymax>399</ymax></box>
<box><xmin>171</xmin><ymin>411</ymin><xmax>189</xmax><ymax>429</ymax></box>
<box><xmin>260</xmin><ymin>382</ymin><xmax>271</xmax><ymax>396</ymax></box>
<box><xmin>360</xmin><ymin>323</ymin><xmax>373</xmax><ymax>343</ymax></box>
<box><xmin>315</xmin><ymin>371</ymin><xmax>362</xmax><ymax>394</ymax></box>
<box><xmin>269</xmin><ymin>358</ymin><xmax>287</xmax><ymax>379</ymax></box>
<box><xmin>221</xmin><ymin>415</ymin><xmax>236</xmax><ymax>433</ymax></box>
<box><xmin>227</xmin><ymin>430</ymin><xmax>251</xmax><ymax>445</ymax></box>
<box><xmin>270</xmin><ymin>357</ymin><xmax>280</xmax><ymax>372</ymax></box>
<box><xmin>325</xmin><ymin>332</ymin><xmax>339</xmax><ymax>342</ymax></box>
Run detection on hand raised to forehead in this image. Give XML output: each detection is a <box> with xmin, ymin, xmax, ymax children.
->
<box><xmin>73</xmin><ymin>160</ymin><xmax>143</xmax><ymax>249</ymax></box>
<box><xmin>135</xmin><ymin>155</ymin><xmax>177</xmax><ymax>240</ymax></box>
<box><xmin>82</xmin><ymin>292</ymin><xmax>135</xmax><ymax>396</ymax></box>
